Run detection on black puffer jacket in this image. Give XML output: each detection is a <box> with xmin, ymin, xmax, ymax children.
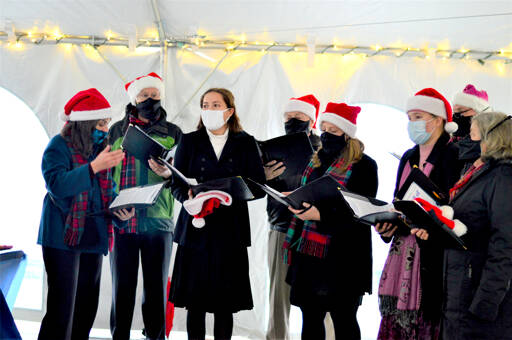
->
<box><xmin>443</xmin><ymin>159</ymin><xmax>512</xmax><ymax>340</ymax></box>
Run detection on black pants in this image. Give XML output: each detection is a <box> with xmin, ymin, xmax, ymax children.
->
<box><xmin>38</xmin><ymin>246</ymin><xmax>102</xmax><ymax>340</ymax></box>
<box><xmin>186</xmin><ymin>310</ymin><xmax>233</xmax><ymax>340</ymax></box>
<box><xmin>110</xmin><ymin>230</ymin><xmax>173</xmax><ymax>340</ymax></box>
<box><xmin>299</xmin><ymin>295</ymin><xmax>362</xmax><ymax>340</ymax></box>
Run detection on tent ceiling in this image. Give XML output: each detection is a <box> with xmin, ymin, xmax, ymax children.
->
<box><xmin>2</xmin><ymin>1</ymin><xmax>512</xmax><ymax>51</ymax></box>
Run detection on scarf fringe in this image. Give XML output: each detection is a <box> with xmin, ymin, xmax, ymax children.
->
<box><xmin>297</xmin><ymin>238</ymin><xmax>329</xmax><ymax>259</ymax></box>
<box><xmin>64</xmin><ymin>227</ymin><xmax>80</xmax><ymax>247</ymax></box>
<box><xmin>379</xmin><ymin>295</ymin><xmax>419</xmax><ymax>329</ymax></box>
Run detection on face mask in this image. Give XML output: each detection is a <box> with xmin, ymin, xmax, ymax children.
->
<box><xmin>320</xmin><ymin>132</ymin><xmax>347</xmax><ymax>155</ymax></box>
<box><xmin>201</xmin><ymin>109</ymin><xmax>228</xmax><ymax>131</ymax></box>
<box><xmin>407</xmin><ymin>120</ymin><xmax>432</xmax><ymax>145</ymax></box>
<box><xmin>457</xmin><ymin>135</ymin><xmax>481</xmax><ymax>161</ymax></box>
<box><xmin>92</xmin><ymin>129</ymin><xmax>107</xmax><ymax>145</ymax></box>
<box><xmin>284</xmin><ymin>118</ymin><xmax>311</xmax><ymax>135</ymax></box>
<box><xmin>135</xmin><ymin>98</ymin><xmax>161</xmax><ymax>121</ymax></box>
<box><xmin>452</xmin><ymin>113</ymin><xmax>472</xmax><ymax>138</ymax></box>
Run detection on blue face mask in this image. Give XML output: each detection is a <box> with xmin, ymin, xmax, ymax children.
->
<box><xmin>407</xmin><ymin>120</ymin><xmax>432</xmax><ymax>145</ymax></box>
<box><xmin>92</xmin><ymin>129</ymin><xmax>107</xmax><ymax>145</ymax></box>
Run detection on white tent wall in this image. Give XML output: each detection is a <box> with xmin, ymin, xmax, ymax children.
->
<box><xmin>1</xmin><ymin>41</ymin><xmax>511</xmax><ymax>338</ymax></box>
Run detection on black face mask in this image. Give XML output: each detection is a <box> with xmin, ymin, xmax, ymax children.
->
<box><xmin>452</xmin><ymin>113</ymin><xmax>472</xmax><ymax>138</ymax></box>
<box><xmin>284</xmin><ymin>118</ymin><xmax>310</xmax><ymax>135</ymax></box>
<box><xmin>320</xmin><ymin>132</ymin><xmax>347</xmax><ymax>155</ymax></box>
<box><xmin>135</xmin><ymin>98</ymin><xmax>161</xmax><ymax>121</ymax></box>
<box><xmin>457</xmin><ymin>135</ymin><xmax>481</xmax><ymax>161</ymax></box>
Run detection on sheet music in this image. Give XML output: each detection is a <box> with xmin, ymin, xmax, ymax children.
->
<box><xmin>110</xmin><ymin>183</ymin><xmax>164</xmax><ymax>209</ymax></box>
<box><xmin>264</xmin><ymin>184</ymin><xmax>286</xmax><ymax>198</ymax></box>
<box><xmin>159</xmin><ymin>158</ymin><xmax>198</xmax><ymax>186</ymax></box>
<box><xmin>340</xmin><ymin>191</ymin><xmax>394</xmax><ymax>218</ymax></box>
<box><xmin>402</xmin><ymin>182</ymin><xmax>438</xmax><ymax>206</ymax></box>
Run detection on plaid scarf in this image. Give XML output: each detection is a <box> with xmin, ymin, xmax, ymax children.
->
<box><xmin>63</xmin><ymin>141</ymin><xmax>115</xmax><ymax>250</ymax></box>
<box><xmin>449</xmin><ymin>162</ymin><xmax>485</xmax><ymax>202</ymax></box>
<box><xmin>117</xmin><ymin>115</ymin><xmax>145</xmax><ymax>234</ymax></box>
<box><xmin>283</xmin><ymin>157</ymin><xmax>352</xmax><ymax>264</ymax></box>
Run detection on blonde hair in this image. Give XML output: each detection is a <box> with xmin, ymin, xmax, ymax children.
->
<box><xmin>312</xmin><ymin>136</ymin><xmax>364</xmax><ymax>174</ymax></box>
<box><xmin>473</xmin><ymin>112</ymin><xmax>512</xmax><ymax>161</ymax></box>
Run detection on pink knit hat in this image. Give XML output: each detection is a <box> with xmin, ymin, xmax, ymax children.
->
<box><xmin>453</xmin><ymin>84</ymin><xmax>491</xmax><ymax>113</ymax></box>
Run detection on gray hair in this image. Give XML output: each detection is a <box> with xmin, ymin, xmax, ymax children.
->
<box><xmin>473</xmin><ymin>112</ymin><xmax>512</xmax><ymax>161</ymax></box>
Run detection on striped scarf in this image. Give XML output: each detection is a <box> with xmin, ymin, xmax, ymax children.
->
<box><xmin>63</xmin><ymin>141</ymin><xmax>114</xmax><ymax>250</ymax></box>
<box><xmin>118</xmin><ymin>115</ymin><xmax>144</xmax><ymax>234</ymax></box>
<box><xmin>449</xmin><ymin>162</ymin><xmax>485</xmax><ymax>202</ymax></box>
<box><xmin>283</xmin><ymin>156</ymin><xmax>352</xmax><ymax>264</ymax></box>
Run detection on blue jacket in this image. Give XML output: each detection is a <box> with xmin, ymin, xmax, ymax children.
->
<box><xmin>37</xmin><ymin>135</ymin><xmax>124</xmax><ymax>255</ymax></box>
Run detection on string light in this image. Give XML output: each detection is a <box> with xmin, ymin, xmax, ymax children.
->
<box><xmin>0</xmin><ymin>28</ymin><xmax>510</xmax><ymax>65</ymax></box>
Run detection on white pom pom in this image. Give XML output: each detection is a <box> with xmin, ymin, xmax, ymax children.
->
<box><xmin>59</xmin><ymin>111</ymin><xmax>69</xmax><ymax>121</ymax></box>
<box><xmin>192</xmin><ymin>217</ymin><xmax>205</xmax><ymax>228</ymax></box>
<box><xmin>440</xmin><ymin>205</ymin><xmax>454</xmax><ymax>220</ymax></box>
<box><xmin>452</xmin><ymin>219</ymin><xmax>468</xmax><ymax>237</ymax></box>
<box><xmin>445</xmin><ymin>121</ymin><xmax>458</xmax><ymax>134</ymax></box>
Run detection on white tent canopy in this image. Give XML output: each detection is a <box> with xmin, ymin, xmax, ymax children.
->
<box><xmin>1</xmin><ymin>1</ymin><xmax>511</xmax><ymax>339</ymax></box>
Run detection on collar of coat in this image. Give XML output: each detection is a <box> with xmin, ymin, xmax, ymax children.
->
<box><xmin>450</xmin><ymin>158</ymin><xmax>512</xmax><ymax>203</ymax></box>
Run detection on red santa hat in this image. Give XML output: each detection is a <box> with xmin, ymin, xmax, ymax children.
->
<box><xmin>59</xmin><ymin>88</ymin><xmax>112</xmax><ymax>122</ymax></box>
<box><xmin>317</xmin><ymin>102</ymin><xmax>360</xmax><ymax>138</ymax></box>
<box><xmin>284</xmin><ymin>94</ymin><xmax>320</xmax><ymax>127</ymax></box>
<box><xmin>414</xmin><ymin>198</ymin><xmax>467</xmax><ymax>237</ymax></box>
<box><xmin>406</xmin><ymin>88</ymin><xmax>458</xmax><ymax>134</ymax></box>
<box><xmin>125</xmin><ymin>72</ymin><xmax>164</xmax><ymax>105</ymax></box>
<box><xmin>453</xmin><ymin>84</ymin><xmax>491</xmax><ymax>113</ymax></box>
<box><xmin>183</xmin><ymin>190</ymin><xmax>232</xmax><ymax>228</ymax></box>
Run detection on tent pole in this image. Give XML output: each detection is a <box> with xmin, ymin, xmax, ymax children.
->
<box><xmin>150</xmin><ymin>0</ymin><xmax>167</xmax><ymax>107</ymax></box>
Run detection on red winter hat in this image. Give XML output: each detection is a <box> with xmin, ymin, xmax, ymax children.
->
<box><xmin>60</xmin><ymin>88</ymin><xmax>112</xmax><ymax>122</ymax></box>
<box><xmin>453</xmin><ymin>84</ymin><xmax>492</xmax><ymax>113</ymax></box>
<box><xmin>125</xmin><ymin>72</ymin><xmax>164</xmax><ymax>105</ymax></box>
<box><xmin>414</xmin><ymin>198</ymin><xmax>467</xmax><ymax>237</ymax></box>
<box><xmin>406</xmin><ymin>88</ymin><xmax>458</xmax><ymax>134</ymax></box>
<box><xmin>317</xmin><ymin>102</ymin><xmax>361</xmax><ymax>138</ymax></box>
<box><xmin>183</xmin><ymin>190</ymin><xmax>232</xmax><ymax>228</ymax></box>
<box><xmin>284</xmin><ymin>94</ymin><xmax>320</xmax><ymax>127</ymax></box>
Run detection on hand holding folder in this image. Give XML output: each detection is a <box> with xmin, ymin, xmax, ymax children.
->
<box><xmin>257</xmin><ymin>132</ymin><xmax>314</xmax><ymax>188</ymax></box>
<box><xmin>248</xmin><ymin>175</ymin><xmax>344</xmax><ymax>210</ymax></box>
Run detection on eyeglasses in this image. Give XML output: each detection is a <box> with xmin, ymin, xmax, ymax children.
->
<box><xmin>96</xmin><ymin>119</ymin><xmax>111</xmax><ymax>127</ymax></box>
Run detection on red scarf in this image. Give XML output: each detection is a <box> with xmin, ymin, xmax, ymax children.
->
<box><xmin>449</xmin><ymin>163</ymin><xmax>485</xmax><ymax>202</ymax></box>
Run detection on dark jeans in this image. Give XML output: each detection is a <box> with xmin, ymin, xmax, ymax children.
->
<box><xmin>110</xmin><ymin>230</ymin><xmax>173</xmax><ymax>340</ymax></box>
<box><xmin>38</xmin><ymin>246</ymin><xmax>102</xmax><ymax>340</ymax></box>
<box><xmin>300</xmin><ymin>295</ymin><xmax>362</xmax><ymax>340</ymax></box>
<box><xmin>186</xmin><ymin>310</ymin><xmax>233</xmax><ymax>340</ymax></box>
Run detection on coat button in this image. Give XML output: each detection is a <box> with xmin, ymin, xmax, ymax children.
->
<box><xmin>228</xmin><ymin>158</ymin><xmax>233</xmax><ymax>162</ymax></box>
<box><xmin>201</xmin><ymin>157</ymin><xmax>206</xmax><ymax>162</ymax></box>
<box><xmin>201</xmin><ymin>167</ymin><xmax>205</xmax><ymax>171</ymax></box>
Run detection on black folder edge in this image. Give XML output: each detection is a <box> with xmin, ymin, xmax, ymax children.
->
<box><xmin>121</xmin><ymin>124</ymin><xmax>173</xmax><ymax>165</ymax></box>
<box><xmin>393</xmin><ymin>200</ymin><xmax>467</xmax><ymax>250</ymax></box>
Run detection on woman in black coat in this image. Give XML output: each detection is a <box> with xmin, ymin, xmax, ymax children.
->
<box><xmin>150</xmin><ymin>88</ymin><xmax>265</xmax><ymax>339</ymax></box>
<box><xmin>441</xmin><ymin>112</ymin><xmax>512</xmax><ymax>339</ymax></box>
<box><xmin>283</xmin><ymin>102</ymin><xmax>378</xmax><ymax>340</ymax></box>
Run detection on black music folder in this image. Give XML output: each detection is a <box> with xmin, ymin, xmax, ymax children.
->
<box><xmin>109</xmin><ymin>182</ymin><xmax>166</xmax><ymax>211</ymax></box>
<box><xmin>121</xmin><ymin>125</ymin><xmax>177</xmax><ymax>167</ymax></box>
<box><xmin>160</xmin><ymin>159</ymin><xmax>255</xmax><ymax>201</ymax></box>
<box><xmin>396</xmin><ymin>167</ymin><xmax>446</xmax><ymax>204</ymax></box>
<box><xmin>248</xmin><ymin>175</ymin><xmax>343</xmax><ymax>210</ymax></box>
<box><xmin>257</xmin><ymin>132</ymin><xmax>314</xmax><ymax>188</ymax></box>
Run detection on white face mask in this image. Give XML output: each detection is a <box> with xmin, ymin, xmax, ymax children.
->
<box><xmin>201</xmin><ymin>109</ymin><xmax>229</xmax><ymax>131</ymax></box>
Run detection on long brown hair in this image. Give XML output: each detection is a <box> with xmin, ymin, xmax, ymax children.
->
<box><xmin>197</xmin><ymin>88</ymin><xmax>243</xmax><ymax>133</ymax></box>
<box><xmin>60</xmin><ymin>120</ymin><xmax>104</xmax><ymax>158</ymax></box>
<box><xmin>312</xmin><ymin>136</ymin><xmax>364</xmax><ymax>174</ymax></box>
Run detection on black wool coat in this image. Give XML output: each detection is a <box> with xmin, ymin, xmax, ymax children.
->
<box><xmin>443</xmin><ymin>159</ymin><xmax>512</xmax><ymax>340</ymax></box>
<box><xmin>171</xmin><ymin>127</ymin><xmax>266</xmax><ymax>248</ymax></box>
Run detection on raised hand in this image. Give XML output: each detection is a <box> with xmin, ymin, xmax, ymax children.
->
<box><xmin>90</xmin><ymin>145</ymin><xmax>125</xmax><ymax>174</ymax></box>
